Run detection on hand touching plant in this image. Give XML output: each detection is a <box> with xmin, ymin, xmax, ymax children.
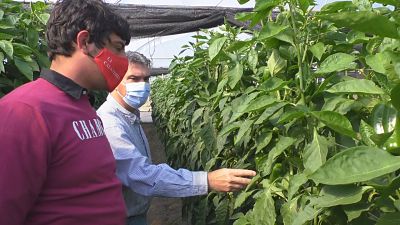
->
<box><xmin>207</xmin><ymin>168</ymin><xmax>256</xmax><ymax>192</ymax></box>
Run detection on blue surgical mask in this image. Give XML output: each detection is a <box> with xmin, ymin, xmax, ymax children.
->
<box><xmin>123</xmin><ymin>82</ymin><xmax>151</xmax><ymax>109</ymax></box>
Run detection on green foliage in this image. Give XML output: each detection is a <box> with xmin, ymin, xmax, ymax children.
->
<box><xmin>152</xmin><ymin>0</ymin><xmax>400</xmax><ymax>224</ymax></box>
<box><xmin>0</xmin><ymin>1</ymin><xmax>50</xmax><ymax>97</ymax></box>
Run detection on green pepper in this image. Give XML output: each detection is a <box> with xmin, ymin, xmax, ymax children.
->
<box><xmin>270</xmin><ymin>163</ymin><xmax>284</xmax><ymax>182</ymax></box>
<box><xmin>383</xmin><ymin>114</ymin><xmax>400</xmax><ymax>156</ymax></box>
<box><xmin>371</xmin><ymin>103</ymin><xmax>397</xmax><ymax>134</ymax></box>
<box><xmin>370</xmin><ymin>103</ymin><xmax>398</xmax><ymax>148</ymax></box>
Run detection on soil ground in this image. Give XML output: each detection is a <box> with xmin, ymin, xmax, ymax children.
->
<box><xmin>141</xmin><ymin>123</ymin><xmax>190</xmax><ymax>225</ymax></box>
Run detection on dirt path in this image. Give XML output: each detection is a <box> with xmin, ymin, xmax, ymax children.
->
<box><xmin>141</xmin><ymin>123</ymin><xmax>189</xmax><ymax>225</ymax></box>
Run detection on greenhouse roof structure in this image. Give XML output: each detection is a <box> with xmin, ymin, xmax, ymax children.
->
<box><xmin>112</xmin><ymin>4</ymin><xmax>258</xmax><ymax>38</ymax></box>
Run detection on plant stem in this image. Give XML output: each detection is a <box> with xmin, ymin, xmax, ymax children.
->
<box><xmin>288</xmin><ymin>0</ymin><xmax>306</xmax><ymax>105</ymax></box>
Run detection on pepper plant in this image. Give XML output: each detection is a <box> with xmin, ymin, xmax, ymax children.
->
<box><xmin>152</xmin><ymin>0</ymin><xmax>400</xmax><ymax>224</ymax></box>
<box><xmin>0</xmin><ymin>0</ymin><xmax>50</xmax><ymax>97</ymax></box>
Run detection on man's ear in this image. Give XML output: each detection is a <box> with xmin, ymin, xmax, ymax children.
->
<box><xmin>76</xmin><ymin>30</ymin><xmax>90</xmax><ymax>54</ymax></box>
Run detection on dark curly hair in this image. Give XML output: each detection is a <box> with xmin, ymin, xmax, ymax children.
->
<box><xmin>46</xmin><ymin>0</ymin><xmax>131</xmax><ymax>61</ymax></box>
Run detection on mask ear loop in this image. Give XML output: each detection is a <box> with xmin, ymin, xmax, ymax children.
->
<box><xmin>116</xmin><ymin>89</ymin><xmax>125</xmax><ymax>99</ymax></box>
<box><xmin>115</xmin><ymin>81</ymin><xmax>127</xmax><ymax>98</ymax></box>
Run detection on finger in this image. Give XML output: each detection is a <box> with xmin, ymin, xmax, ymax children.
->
<box><xmin>227</xmin><ymin>184</ymin><xmax>245</xmax><ymax>191</ymax></box>
<box><xmin>229</xmin><ymin>188</ymin><xmax>243</xmax><ymax>192</ymax></box>
<box><xmin>230</xmin><ymin>176</ymin><xmax>252</xmax><ymax>185</ymax></box>
<box><xmin>229</xmin><ymin>169</ymin><xmax>257</xmax><ymax>177</ymax></box>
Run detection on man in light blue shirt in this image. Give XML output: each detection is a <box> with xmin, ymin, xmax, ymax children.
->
<box><xmin>97</xmin><ymin>51</ymin><xmax>256</xmax><ymax>225</ymax></box>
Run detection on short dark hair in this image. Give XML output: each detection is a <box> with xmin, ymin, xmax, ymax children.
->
<box><xmin>126</xmin><ymin>51</ymin><xmax>151</xmax><ymax>69</ymax></box>
<box><xmin>46</xmin><ymin>0</ymin><xmax>131</xmax><ymax>61</ymax></box>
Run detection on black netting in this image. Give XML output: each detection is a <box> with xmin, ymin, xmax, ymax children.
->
<box><xmin>112</xmin><ymin>4</ymin><xmax>256</xmax><ymax>38</ymax></box>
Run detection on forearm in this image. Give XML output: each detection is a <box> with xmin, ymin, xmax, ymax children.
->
<box><xmin>117</xmin><ymin>160</ymin><xmax>208</xmax><ymax>197</ymax></box>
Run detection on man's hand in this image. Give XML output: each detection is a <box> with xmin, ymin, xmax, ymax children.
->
<box><xmin>207</xmin><ymin>168</ymin><xmax>257</xmax><ymax>192</ymax></box>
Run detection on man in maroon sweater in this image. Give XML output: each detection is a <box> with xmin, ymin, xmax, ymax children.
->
<box><xmin>0</xmin><ymin>0</ymin><xmax>131</xmax><ymax>224</ymax></box>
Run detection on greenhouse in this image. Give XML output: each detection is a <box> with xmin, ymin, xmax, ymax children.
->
<box><xmin>0</xmin><ymin>0</ymin><xmax>399</xmax><ymax>225</ymax></box>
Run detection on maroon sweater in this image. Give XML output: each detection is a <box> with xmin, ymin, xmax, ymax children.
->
<box><xmin>0</xmin><ymin>74</ymin><xmax>126</xmax><ymax>225</ymax></box>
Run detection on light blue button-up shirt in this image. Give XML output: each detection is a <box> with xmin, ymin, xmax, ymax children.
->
<box><xmin>97</xmin><ymin>95</ymin><xmax>208</xmax><ymax>217</ymax></box>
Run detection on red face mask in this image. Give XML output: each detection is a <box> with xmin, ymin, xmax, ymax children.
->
<box><xmin>93</xmin><ymin>48</ymin><xmax>128</xmax><ymax>92</ymax></box>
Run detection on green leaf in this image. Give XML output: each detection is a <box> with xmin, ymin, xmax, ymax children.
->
<box><xmin>390</xmin><ymin>84</ymin><xmax>400</xmax><ymax>112</ymax></box>
<box><xmin>318</xmin><ymin>11</ymin><xmax>400</xmax><ymax>39</ymax></box>
<box><xmin>376</xmin><ymin>212</ymin><xmax>400</xmax><ymax>225</ymax></box>
<box><xmin>14</xmin><ymin>57</ymin><xmax>33</xmax><ymax>80</ymax></box>
<box><xmin>371</xmin><ymin>133</ymin><xmax>393</xmax><ymax>146</ymax></box>
<box><xmin>292</xmin><ymin>204</ymin><xmax>322</xmax><ymax>225</ymax></box>
<box><xmin>37</xmin><ymin>13</ymin><xmax>50</xmax><ymax>25</ymax></box>
<box><xmin>245</xmin><ymin>95</ymin><xmax>276</xmax><ymax>112</ymax></box>
<box><xmin>366</xmin><ymin>52</ymin><xmax>390</xmax><ymax>74</ymax></box>
<box><xmin>326</xmin><ymin>79</ymin><xmax>384</xmax><ymax>95</ymax></box>
<box><xmin>233</xmin><ymin>215</ymin><xmax>250</xmax><ymax>225</ymax></box>
<box><xmin>27</xmin><ymin>28</ymin><xmax>39</xmax><ymax>48</ymax></box>
<box><xmin>343</xmin><ymin>202</ymin><xmax>371</xmax><ymax>222</ymax></box>
<box><xmin>200</xmin><ymin>120</ymin><xmax>217</xmax><ymax>152</ymax></box>
<box><xmin>248</xmin><ymin>48</ymin><xmax>258</xmax><ymax>72</ymax></box>
<box><xmin>216</xmin><ymin>198</ymin><xmax>229</xmax><ymax>225</ymax></box>
<box><xmin>7</xmin><ymin>14</ymin><xmax>18</xmax><ymax>25</ymax></box>
<box><xmin>0</xmin><ymin>10</ymin><xmax>4</xmax><ymax>20</ymax></box>
<box><xmin>254</xmin><ymin>0</ymin><xmax>281</xmax><ymax>12</ymax></box>
<box><xmin>0</xmin><ymin>77</ymin><xmax>13</xmax><ymax>88</ymax></box>
<box><xmin>234</xmin><ymin>190</ymin><xmax>256</xmax><ymax>209</ymax></box>
<box><xmin>259</xmin><ymin>22</ymin><xmax>288</xmax><ymax>40</ymax></box>
<box><xmin>298</xmin><ymin>0</ymin><xmax>311</xmax><ymax>12</ymax></box>
<box><xmin>310</xmin><ymin>185</ymin><xmax>369</xmax><ymax>207</ymax></box>
<box><xmin>13</xmin><ymin>43</ymin><xmax>33</xmax><ymax>56</ymax></box>
<box><xmin>191</xmin><ymin>107</ymin><xmax>204</xmax><ymax>125</ymax></box>
<box><xmin>347</xmin><ymin>30</ymin><xmax>370</xmax><ymax>44</ymax></box>
<box><xmin>33</xmin><ymin>50</ymin><xmax>50</xmax><ymax>68</ymax></box>
<box><xmin>310</xmin><ymin>146</ymin><xmax>400</xmax><ymax>185</ymax></box>
<box><xmin>0</xmin><ymin>40</ymin><xmax>13</xmax><ymax>58</ymax></box>
<box><xmin>228</xmin><ymin>63</ymin><xmax>243</xmax><ymax>89</ymax></box>
<box><xmin>395</xmin><ymin>199</ymin><xmax>400</xmax><ymax>211</ymax></box>
<box><xmin>309</xmin><ymin>42</ymin><xmax>326</xmax><ymax>61</ymax></box>
<box><xmin>311</xmin><ymin>111</ymin><xmax>356</xmax><ymax>138</ymax></box>
<box><xmin>315</xmin><ymin>53</ymin><xmax>356</xmax><ymax>74</ymax></box>
<box><xmin>373</xmin><ymin>175</ymin><xmax>400</xmax><ymax>197</ymax></box>
<box><xmin>0</xmin><ymin>52</ymin><xmax>4</xmax><ymax>73</ymax></box>
<box><xmin>0</xmin><ymin>20</ymin><xmax>14</xmax><ymax>29</ymax></box>
<box><xmin>254</xmin><ymin>102</ymin><xmax>287</xmax><ymax>124</ymax></box>
<box><xmin>353</xmin><ymin>0</ymin><xmax>372</xmax><ymax>11</ymax></box>
<box><xmin>359</xmin><ymin>120</ymin><xmax>377</xmax><ymax>147</ymax></box>
<box><xmin>274</xmin><ymin>29</ymin><xmax>295</xmax><ymax>45</ymax></box>
<box><xmin>268</xmin><ymin>50</ymin><xmax>286</xmax><ymax>76</ymax></box>
<box><xmin>256</xmin><ymin>131</ymin><xmax>273</xmax><ymax>154</ymax></box>
<box><xmin>235</xmin><ymin>120</ymin><xmax>253</xmax><ymax>145</ymax></box>
<box><xmin>0</xmin><ymin>32</ymin><xmax>14</xmax><ymax>40</ymax></box>
<box><xmin>209</xmin><ymin>37</ymin><xmax>227</xmax><ymax>61</ymax></box>
<box><xmin>281</xmin><ymin>196</ymin><xmax>299</xmax><ymax>225</ymax></box>
<box><xmin>303</xmin><ymin>129</ymin><xmax>329</xmax><ymax>175</ymax></box>
<box><xmin>373</xmin><ymin>0</ymin><xmax>400</xmax><ymax>7</ymax></box>
<box><xmin>320</xmin><ymin>1</ymin><xmax>357</xmax><ymax>13</ymax></box>
<box><xmin>260</xmin><ymin>77</ymin><xmax>290</xmax><ymax>92</ymax></box>
<box><xmin>321</xmin><ymin>96</ymin><xmax>355</xmax><ymax>115</ymax></box>
<box><xmin>288</xmin><ymin>173</ymin><xmax>307</xmax><ymax>200</ymax></box>
<box><xmin>252</xmin><ymin>191</ymin><xmax>276</xmax><ymax>225</ymax></box>
<box><xmin>229</xmin><ymin>92</ymin><xmax>259</xmax><ymax>123</ymax></box>
<box><xmin>219</xmin><ymin>121</ymin><xmax>242</xmax><ymax>136</ymax></box>
<box><xmin>277</xmin><ymin>110</ymin><xmax>305</xmax><ymax>124</ymax></box>
<box><xmin>366</xmin><ymin>37</ymin><xmax>383</xmax><ymax>54</ymax></box>
<box><xmin>263</xmin><ymin>136</ymin><xmax>295</xmax><ymax>175</ymax></box>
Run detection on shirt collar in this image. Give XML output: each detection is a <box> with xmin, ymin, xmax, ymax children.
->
<box><xmin>40</xmin><ymin>69</ymin><xmax>88</xmax><ymax>99</ymax></box>
<box><xmin>106</xmin><ymin>94</ymin><xmax>141</xmax><ymax>120</ymax></box>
